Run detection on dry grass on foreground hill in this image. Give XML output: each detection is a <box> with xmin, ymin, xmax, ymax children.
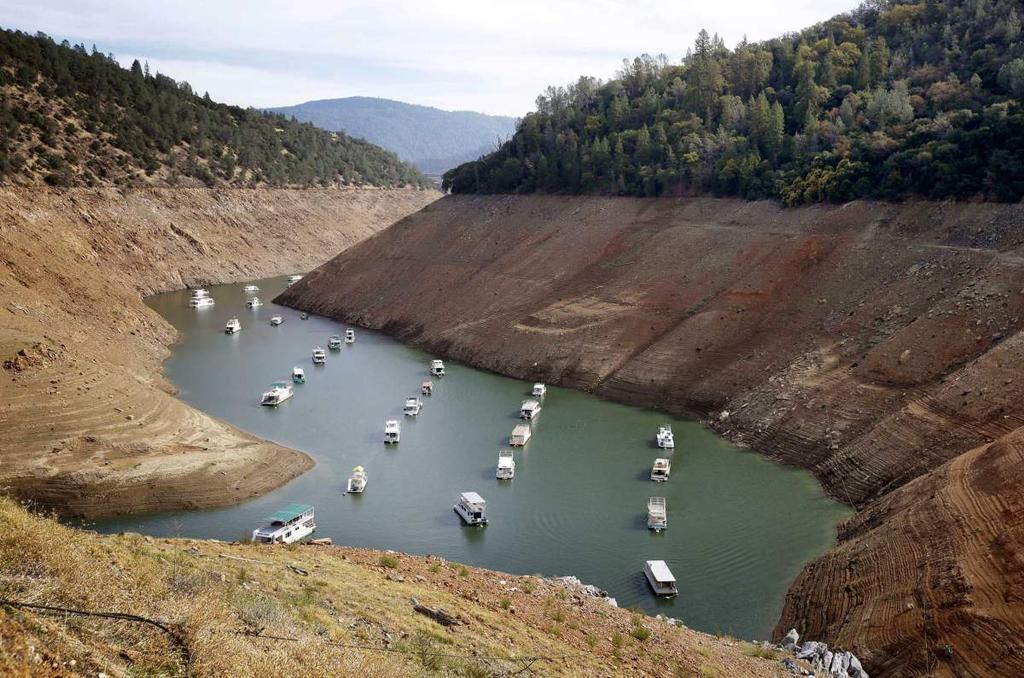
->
<box><xmin>0</xmin><ymin>499</ymin><xmax>784</xmax><ymax>677</ymax></box>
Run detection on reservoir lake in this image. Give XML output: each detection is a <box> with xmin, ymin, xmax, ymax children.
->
<box><xmin>93</xmin><ymin>275</ymin><xmax>851</xmax><ymax>640</ymax></box>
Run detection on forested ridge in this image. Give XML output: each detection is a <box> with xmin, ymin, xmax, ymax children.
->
<box><xmin>443</xmin><ymin>0</ymin><xmax>1024</xmax><ymax>204</ymax></box>
<box><xmin>0</xmin><ymin>29</ymin><xmax>430</xmax><ymax>188</ymax></box>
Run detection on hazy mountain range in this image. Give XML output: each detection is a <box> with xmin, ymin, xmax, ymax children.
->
<box><xmin>269</xmin><ymin>97</ymin><xmax>518</xmax><ymax>177</ymax></box>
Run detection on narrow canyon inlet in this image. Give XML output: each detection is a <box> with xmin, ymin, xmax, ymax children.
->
<box><xmin>91</xmin><ymin>275</ymin><xmax>850</xmax><ymax>639</ymax></box>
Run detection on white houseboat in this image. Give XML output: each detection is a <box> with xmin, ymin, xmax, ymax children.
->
<box><xmin>650</xmin><ymin>458</ymin><xmax>671</xmax><ymax>482</ymax></box>
<box><xmin>190</xmin><ymin>288</ymin><xmax>209</xmax><ymax>299</ymax></box>
<box><xmin>453</xmin><ymin>492</ymin><xmax>488</xmax><ymax>526</ymax></box>
<box><xmin>189</xmin><ymin>296</ymin><xmax>215</xmax><ymax>308</ymax></box>
<box><xmin>251</xmin><ymin>504</ymin><xmax>316</xmax><ymax>544</ymax></box>
<box><xmin>224</xmin><ymin>317</ymin><xmax>241</xmax><ymax>334</ymax></box>
<box><xmin>328</xmin><ymin>335</ymin><xmax>342</xmax><ymax>350</ymax></box>
<box><xmin>246</xmin><ymin>297</ymin><xmax>263</xmax><ymax>308</ymax></box>
<box><xmin>496</xmin><ymin>449</ymin><xmax>515</xmax><ymax>480</ymax></box>
<box><xmin>384</xmin><ymin>420</ymin><xmax>401</xmax><ymax>444</ymax></box>
<box><xmin>520</xmin><ymin>399</ymin><xmax>542</xmax><ymax>420</ymax></box>
<box><xmin>312</xmin><ymin>347</ymin><xmax>326</xmax><ymax>364</ymax></box>
<box><xmin>287</xmin><ymin>275</ymin><xmax>303</xmax><ymax>285</ymax></box>
<box><xmin>647</xmin><ymin>497</ymin><xmax>667</xmax><ymax>531</ymax></box>
<box><xmin>532</xmin><ymin>383</ymin><xmax>547</xmax><ymax>397</ymax></box>
<box><xmin>292</xmin><ymin>367</ymin><xmax>305</xmax><ymax>384</ymax></box>
<box><xmin>643</xmin><ymin>560</ymin><xmax>678</xmax><ymax>597</ymax></box>
<box><xmin>260</xmin><ymin>381</ymin><xmax>294</xmax><ymax>406</ymax></box>
<box><xmin>403</xmin><ymin>397</ymin><xmax>423</xmax><ymax>416</ymax></box>
<box><xmin>657</xmin><ymin>425</ymin><xmax>675</xmax><ymax>449</ymax></box>
<box><xmin>345</xmin><ymin>328</ymin><xmax>355</xmax><ymax>344</ymax></box>
<box><xmin>347</xmin><ymin>466</ymin><xmax>367</xmax><ymax>493</ymax></box>
<box><xmin>270</xmin><ymin>315</ymin><xmax>283</xmax><ymax>326</ymax></box>
<box><xmin>509</xmin><ymin>424</ymin><xmax>532</xmax><ymax>447</ymax></box>
<box><xmin>243</xmin><ymin>284</ymin><xmax>259</xmax><ymax>293</ymax></box>
<box><xmin>429</xmin><ymin>359</ymin><xmax>445</xmax><ymax>377</ymax></box>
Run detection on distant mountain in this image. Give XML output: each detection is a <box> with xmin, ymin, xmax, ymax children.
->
<box><xmin>269</xmin><ymin>97</ymin><xmax>517</xmax><ymax>176</ymax></box>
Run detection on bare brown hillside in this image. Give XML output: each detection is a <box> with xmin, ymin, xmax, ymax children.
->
<box><xmin>278</xmin><ymin>194</ymin><xmax>1024</xmax><ymax>676</ymax></box>
<box><xmin>0</xmin><ymin>186</ymin><xmax>437</xmax><ymax>517</ymax></box>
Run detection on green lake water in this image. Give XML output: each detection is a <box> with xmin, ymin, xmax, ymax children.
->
<box><xmin>91</xmin><ymin>275</ymin><xmax>851</xmax><ymax>640</ymax></box>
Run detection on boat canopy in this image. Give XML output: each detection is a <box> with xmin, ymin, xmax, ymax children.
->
<box><xmin>460</xmin><ymin>491</ymin><xmax>485</xmax><ymax>505</ymax></box>
<box><xmin>270</xmin><ymin>381</ymin><xmax>289</xmax><ymax>388</ymax></box>
<box><xmin>646</xmin><ymin>559</ymin><xmax>676</xmax><ymax>583</ymax></box>
<box><xmin>264</xmin><ymin>503</ymin><xmax>313</xmax><ymax>524</ymax></box>
<box><xmin>353</xmin><ymin>465</ymin><xmax>364</xmax><ymax>473</ymax></box>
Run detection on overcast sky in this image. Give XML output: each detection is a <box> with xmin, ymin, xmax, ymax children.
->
<box><xmin>3</xmin><ymin>0</ymin><xmax>857</xmax><ymax>116</ymax></box>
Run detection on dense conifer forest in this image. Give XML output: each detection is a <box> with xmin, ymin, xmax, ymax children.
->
<box><xmin>0</xmin><ymin>29</ymin><xmax>429</xmax><ymax>188</ymax></box>
<box><xmin>443</xmin><ymin>0</ymin><xmax>1024</xmax><ymax>204</ymax></box>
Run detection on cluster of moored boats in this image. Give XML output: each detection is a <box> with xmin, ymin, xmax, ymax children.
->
<box><xmin>196</xmin><ymin>280</ymin><xmax>679</xmax><ymax>596</ymax></box>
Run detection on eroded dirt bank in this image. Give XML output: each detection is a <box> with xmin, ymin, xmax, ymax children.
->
<box><xmin>278</xmin><ymin>194</ymin><xmax>1024</xmax><ymax>676</ymax></box>
<box><xmin>0</xmin><ymin>186</ymin><xmax>437</xmax><ymax>517</ymax></box>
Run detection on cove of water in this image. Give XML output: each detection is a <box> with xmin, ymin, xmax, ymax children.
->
<box><xmin>92</xmin><ymin>275</ymin><xmax>851</xmax><ymax>640</ymax></box>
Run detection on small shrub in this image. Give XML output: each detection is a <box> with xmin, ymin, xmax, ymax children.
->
<box><xmin>429</xmin><ymin>563</ymin><xmax>441</xmax><ymax>574</ymax></box>
<box><xmin>379</xmin><ymin>554</ymin><xmax>399</xmax><ymax>569</ymax></box>
<box><xmin>611</xmin><ymin>631</ymin><xmax>624</xmax><ymax>649</ymax></box>
<box><xmin>742</xmin><ymin>643</ymin><xmax>779</xmax><ymax>660</ymax></box>
<box><xmin>458</xmin><ymin>566</ymin><xmax>469</xmax><ymax>577</ymax></box>
<box><xmin>499</xmin><ymin>598</ymin><xmax>511</xmax><ymax>609</ymax></box>
<box><xmin>630</xmin><ymin>624</ymin><xmax>651</xmax><ymax>642</ymax></box>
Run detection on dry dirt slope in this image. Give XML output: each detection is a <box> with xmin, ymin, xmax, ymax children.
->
<box><xmin>278</xmin><ymin>194</ymin><xmax>1024</xmax><ymax>676</ymax></box>
<box><xmin>0</xmin><ymin>186</ymin><xmax>437</xmax><ymax>517</ymax></box>
<box><xmin>0</xmin><ymin>497</ymin><xmax>787</xmax><ymax>677</ymax></box>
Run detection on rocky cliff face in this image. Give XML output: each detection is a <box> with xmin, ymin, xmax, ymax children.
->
<box><xmin>277</xmin><ymin>194</ymin><xmax>1024</xmax><ymax>676</ymax></box>
<box><xmin>0</xmin><ymin>187</ymin><xmax>438</xmax><ymax>517</ymax></box>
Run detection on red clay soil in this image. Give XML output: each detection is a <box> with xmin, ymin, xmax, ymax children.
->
<box><xmin>277</xmin><ymin>194</ymin><xmax>1024</xmax><ymax>676</ymax></box>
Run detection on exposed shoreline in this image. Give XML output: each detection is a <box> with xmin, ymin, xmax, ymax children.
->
<box><xmin>0</xmin><ymin>186</ymin><xmax>439</xmax><ymax>518</ymax></box>
<box><xmin>276</xmin><ymin>193</ymin><xmax>1024</xmax><ymax>676</ymax></box>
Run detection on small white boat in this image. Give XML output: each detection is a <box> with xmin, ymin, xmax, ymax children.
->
<box><xmin>657</xmin><ymin>425</ymin><xmax>675</xmax><ymax>449</ymax></box>
<box><xmin>520</xmin><ymin>399</ymin><xmax>542</xmax><ymax>420</ymax></box>
<box><xmin>509</xmin><ymin>424</ymin><xmax>532</xmax><ymax>447</ymax></box>
<box><xmin>287</xmin><ymin>275</ymin><xmax>303</xmax><ymax>285</ymax></box>
<box><xmin>453</xmin><ymin>491</ymin><xmax>488</xmax><ymax>526</ymax></box>
<box><xmin>252</xmin><ymin>504</ymin><xmax>315</xmax><ymax>544</ymax></box>
<box><xmin>347</xmin><ymin>466</ymin><xmax>367</xmax><ymax>493</ymax></box>
<box><xmin>270</xmin><ymin>315</ymin><xmax>283</xmax><ymax>326</ymax></box>
<box><xmin>260</xmin><ymin>381</ymin><xmax>294</xmax><ymax>406</ymax></box>
<box><xmin>312</xmin><ymin>347</ymin><xmax>326</xmax><ymax>364</ymax></box>
<box><xmin>300</xmin><ymin>312</ymin><xmax>309</xmax><ymax>320</ymax></box>
<box><xmin>246</xmin><ymin>297</ymin><xmax>263</xmax><ymax>309</ymax></box>
<box><xmin>384</xmin><ymin>419</ymin><xmax>401</xmax><ymax>444</ymax></box>
<box><xmin>225</xmin><ymin>317</ymin><xmax>241</xmax><ymax>334</ymax></box>
<box><xmin>345</xmin><ymin>328</ymin><xmax>355</xmax><ymax>344</ymax></box>
<box><xmin>243</xmin><ymin>284</ymin><xmax>259</xmax><ymax>293</ymax></box>
<box><xmin>532</xmin><ymin>383</ymin><xmax>547</xmax><ymax>397</ymax></box>
<box><xmin>421</xmin><ymin>381</ymin><xmax>433</xmax><ymax>396</ymax></box>
<box><xmin>403</xmin><ymin>397</ymin><xmax>423</xmax><ymax>416</ymax></box>
<box><xmin>429</xmin><ymin>359</ymin><xmax>445</xmax><ymax>377</ymax></box>
<box><xmin>651</xmin><ymin>458</ymin><xmax>671</xmax><ymax>482</ymax></box>
<box><xmin>643</xmin><ymin>560</ymin><xmax>678</xmax><ymax>597</ymax></box>
<box><xmin>292</xmin><ymin>367</ymin><xmax>305</xmax><ymax>383</ymax></box>
<box><xmin>328</xmin><ymin>335</ymin><xmax>342</xmax><ymax>350</ymax></box>
<box><xmin>190</xmin><ymin>288</ymin><xmax>209</xmax><ymax>299</ymax></box>
<box><xmin>496</xmin><ymin>449</ymin><xmax>515</xmax><ymax>480</ymax></box>
<box><xmin>647</xmin><ymin>497</ymin><xmax>667</xmax><ymax>531</ymax></box>
<box><xmin>189</xmin><ymin>296</ymin><xmax>215</xmax><ymax>308</ymax></box>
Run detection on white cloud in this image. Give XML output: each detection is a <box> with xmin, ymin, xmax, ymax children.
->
<box><xmin>2</xmin><ymin>0</ymin><xmax>859</xmax><ymax>115</ymax></box>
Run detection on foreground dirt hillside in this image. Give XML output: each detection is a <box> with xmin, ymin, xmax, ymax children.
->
<box><xmin>279</xmin><ymin>194</ymin><xmax>1024</xmax><ymax>676</ymax></box>
<box><xmin>0</xmin><ymin>497</ymin><xmax>784</xmax><ymax>677</ymax></box>
<box><xmin>0</xmin><ymin>187</ymin><xmax>437</xmax><ymax>517</ymax></box>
